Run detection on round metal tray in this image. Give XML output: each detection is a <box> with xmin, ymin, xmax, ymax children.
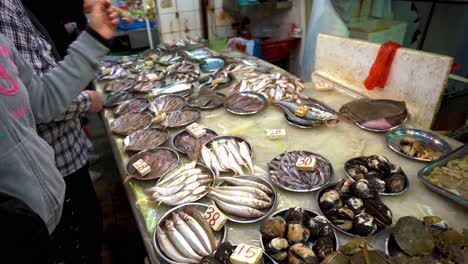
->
<box><xmin>211</xmin><ymin>175</ymin><xmax>277</xmax><ymax>224</ymax></box>
<box><xmin>386</xmin><ymin>127</ymin><xmax>452</xmax><ymax>162</ymax></box>
<box><xmin>199</xmin><ymin>57</ymin><xmax>225</xmax><ymax>73</ymax></box>
<box><xmin>355</xmin><ymin>112</ymin><xmax>409</xmax><ymax>133</ymax></box>
<box><xmin>224</xmin><ymin>92</ymin><xmax>267</xmax><ymax>116</ymax></box>
<box><xmin>162</xmin><ymin>108</ymin><xmax>202</xmax><ymax>129</ymax></box>
<box><xmin>187</xmin><ymin>92</ymin><xmax>226</xmax><ymax>110</ymax></box>
<box><xmin>149</xmin><ymin>94</ymin><xmax>187</xmax><ymax>116</ymax></box>
<box><xmin>153</xmin><ymin>203</ymin><xmax>228</xmax><ymax>264</ymax></box>
<box><xmin>123</xmin><ymin>128</ymin><xmax>169</xmax><ymax>152</ymax></box>
<box><xmin>113</xmin><ymin>98</ymin><xmax>150</xmax><ymax>117</ymax></box>
<box><xmin>109</xmin><ymin>112</ymin><xmax>154</xmax><ymax>136</ymax></box>
<box><xmin>103</xmin><ymin>90</ymin><xmax>135</xmax><ymax>108</ymax></box>
<box><xmin>172</xmin><ymin>128</ymin><xmax>219</xmax><ymax>156</ymax></box>
<box><xmin>316</xmin><ymin>182</ymin><xmax>389</xmax><ymax>238</ymax></box>
<box><xmin>259</xmin><ymin>208</ymin><xmax>340</xmax><ymax>263</ymax></box>
<box><xmin>344</xmin><ymin>156</ymin><xmax>409</xmax><ymax>196</ymax></box>
<box><xmin>125</xmin><ymin>147</ymin><xmax>179</xmax><ymax>181</ymax></box>
<box><xmin>268</xmin><ymin>151</ymin><xmax>333</xmax><ymax>192</ymax></box>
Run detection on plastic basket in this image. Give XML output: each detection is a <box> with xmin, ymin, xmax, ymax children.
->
<box><xmin>260</xmin><ymin>38</ymin><xmax>296</xmax><ymax>61</ymax></box>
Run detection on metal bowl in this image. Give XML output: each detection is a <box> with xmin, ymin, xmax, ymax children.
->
<box><xmin>355</xmin><ymin>111</ymin><xmax>409</xmax><ymax>133</ymax></box>
<box><xmin>268</xmin><ymin>151</ymin><xmax>333</xmax><ymax>192</ymax></box>
<box><xmin>386</xmin><ymin>127</ymin><xmax>452</xmax><ymax>162</ymax></box>
<box><xmin>172</xmin><ymin>128</ymin><xmax>219</xmax><ymax>156</ymax></box>
<box><xmin>162</xmin><ymin>108</ymin><xmax>202</xmax><ymax>129</ymax></box>
<box><xmin>113</xmin><ymin>98</ymin><xmax>150</xmax><ymax>117</ymax></box>
<box><xmin>212</xmin><ymin>175</ymin><xmax>277</xmax><ymax>224</ymax></box>
<box><xmin>109</xmin><ymin>112</ymin><xmax>154</xmax><ymax>136</ymax></box>
<box><xmin>153</xmin><ymin>203</ymin><xmax>228</xmax><ymax>264</ymax></box>
<box><xmin>316</xmin><ymin>182</ymin><xmax>389</xmax><ymax>238</ymax></box>
<box><xmin>344</xmin><ymin>156</ymin><xmax>409</xmax><ymax>196</ymax></box>
<box><xmin>199</xmin><ymin>57</ymin><xmax>225</xmax><ymax>73</ymax></box>
<box><xmin>123</xmin><ymin>128</ymin><xmax>169</xmax><ymax>152</ymax></box>
<box><xmin>224</xmin><ymin>92</ymin><xmax>267</xmax><ymax>116</ymax></box>
<box><xmin>187</xmin><ymin>92</ymin><xmax>226</xmax><ymax>110</ymax></box>
<box><xmin>125</xmin><ymin>147</ymin><xmax>179</xmax><ymax>181</ymax></box>
<box><xmin>260</xmin><ymin>208</ymin><xmax>340</xmax><ymax>263</ymax></box>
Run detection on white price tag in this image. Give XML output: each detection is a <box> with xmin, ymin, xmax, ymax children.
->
<box><xmin>266</xmin><ymin>129</ymin><xmax>286</xmax><ymax>139</ymax></box>
<box><xmin>230</xmin><ymin>244</ymin><xmax>263</xmax><ymax>264</ymax></box>
<box><xmin>146</xmin><ymin>73</ymin><xmax>158</xmax><ymax>81</ymax></box>
<box><xmin>204</xmin><ymin>205</ymin><xmax>227</xmax><ymax>231</ymax></box>
<box><xmin>186</xmin><ymin>123</ymin><xmax>206</xmax><ymax>138</ymax></box>
<box><xmin>296</xmin><ymin>156</ymin><xmax>317</xmax><ymax>171</ymax></box>
<box><xmin>132</xmin><ymin>159</ymin><xmax>151</xmax><ymax>176</ymax></box>
<box><xmin>315</xmin><ymin>80</ymin><xmax>334</xmax><ymax>91</ymax></box>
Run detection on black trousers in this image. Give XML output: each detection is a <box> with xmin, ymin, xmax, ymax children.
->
<box><xmin>51</xmin><ymin>163</ymin><xmax>102</xmax><ymax>264</ymax></box>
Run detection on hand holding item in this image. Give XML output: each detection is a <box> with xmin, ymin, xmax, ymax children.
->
<box><xmin>86</xmin><ymin>90</ymin><xmax>104</xmax><ymax>113</ymax></box>
<box><xmin>88</xmin><ymin>0</ymin><xmax>119</xmax><ymax>40</ymax></box>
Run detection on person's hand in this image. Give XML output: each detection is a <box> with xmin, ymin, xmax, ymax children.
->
<box><xmin>114</xmin><ymin>7</ymin><xmax>136</xmax><ymax>25</ymax></box>
<box><xmin>88</xmin><ymin>0</ymin><xmax>120</xmax><ymax>40</ymax></box>
<box><xmin>85</xmin><ymin>91</ymin><xmax>104</xmax><ymax>113</ymax></box>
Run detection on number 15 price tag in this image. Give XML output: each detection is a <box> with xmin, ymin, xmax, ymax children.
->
<box><xmin>230</xmin><ymin>244</ymin><xmax>263</xmax><ymax>264</ymax></box>
<box><xmin>204</xmin><ymin>205</ymin><xmax>227</xmax><ymax>231</ymax></box>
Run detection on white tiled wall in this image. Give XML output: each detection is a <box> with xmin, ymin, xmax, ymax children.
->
<box><xmin>156</xmin><ymin>0</ymin><xmax>202</xmax><ymax>41</ymax></box>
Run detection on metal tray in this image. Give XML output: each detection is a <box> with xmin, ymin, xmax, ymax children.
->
<box><xmin>124</xmin><ymin>147</ymin><xmax>179</xmax><ymax>181</ymax></box>
<box><xmin>316</xmin><ymin>182</ymin><xmax>389</xmax><ymax>238</ymax></box>
<box><xmin>199</xmin><ymin>57</ymin><xmax>225</xmax><ymax>73</ymax></box>
<box><xmin>172</xmin><ymin>128</ymin><xmax>219</xmax><ymax>156</ymax></box>
<box><xmin>386</xmin><ymin>127</ymin><xmax>452</xmax><ymax>162</ymax></box>
<box><xmin>224</xmin><ymin>92</ymin><xmax>267</xmax><ymax>116</ymax></box>
<box><xmin>344</xmin><ymin>156</ymin><xmax>409</xmax><ymax>196</ymax></box>
<box><xmin>113</xmin><ymin>98</ymin><xmax>150</xmax><ymax>117</ymax></box>
<box><xmin>183</xmin><ymin>48</ymin><xmax>212</xmax><ymax>61</ymax></box>
<box><xmin>355</xmin><ymin>111</ymin><xmax>409</xmax><ymax>133</ymax></box>
<box><xmin>187</xmin><ymin>92</ymin><xmax>226</xmax><ymax>110</ymax></box>
<box><xmin>204</xmin><ymin>136</ymin><xmax>254</xmax><ymax>158</ymax></box>
<box><xmin>259</xmin><ymin>208</ymin><xmax>339</xmax><ymax>263</ymax></box>
<box><xmin>109</xmin><ymin>112</ymin><xmax>154</xmax><ymax>136</ymax></box>
<box><xmin>268</xmin><ymin>151</ymin><xmax>333</xmax><ymax>192</ymax></box>
<box><xmin>212</xmin><ymin>175</ymin><xmax>277</xmax><ymax>224</ymax></box>
<box><xmin>162</xmin><ymin>108</ymin><xmax>201</xmax><ymax>129</ymax></box>
<box><xmin>103</xmin><ymin>90</ymin><xmax>135</xmax><ymax>108</ymax></box>
<box><xmin>153</xmin><ymin>203</ymin><xmax>227</xmax><ymax>264</ymax></box>
<box><xmin>123</xmin><ymin>128</ymin><xmax>169</xmax><ymax>152</ymax></box>
<box><xmin>417</xmin><ymin>144</ymin><xmax>468</xmax><ymax>207</ymax></box>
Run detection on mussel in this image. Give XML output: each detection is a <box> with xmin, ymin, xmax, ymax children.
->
<box><xmin>305</xmin><ymin>215</ymin><xmax>334</xmax><ymax>241</ymax></box>
<box><xmin>344</xmin><ymin>197</ymin><xmax>364</xmax><ymax>215</ymax></box>
<box><xmin>347</xmin><ymin>165</ymin><xmax>368</xmax><ymax>180</ymax></box>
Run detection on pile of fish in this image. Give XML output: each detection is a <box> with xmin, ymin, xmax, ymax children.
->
<box><xmin>158</xmin><ymin>53</ymin><xmax>183</xmax><ymax>65</ymax></box>
<box><xmin>224</xmin><ymin>92</ymin><xmax>266</xmax><ymax>115</ymax></box>
<box><xmin>150</xmin><ymin>95</ymin><xmax>186</xmax><ymax>116</ymax></box>
<box><xmin>172</xmin><ymin>71</ymin><xmax>200</xmax><ymax>83</ymax></box>
<box><xmin>227</xmin><ymin>73</ymin><xmax>305</xmax><ymax>101</ymax></box>
<box><xmin>339</xmin><ymin>99</ymin><xmax>408</xmax><ymax>131</ymax></box>
<box><xmin>104</xmin><ymin>78</ymin><xmax>137</xmax><ymax>93</ymax></box>
<box><xmin>160</xmin><ymin>35</ymin><xmax>204</xmax><ymax>50</ymax></box>
<box><xmin>124</xmin><ymin>128</ymin><xmax>169</xmax><ymax>152</ymax></box>
<box><xmin>135</xmin><ymin>70</ymin><xmax>165</xmax><ymax>82</ymax></box>
<box><xmin>161</xmin><ymin>109</ymin><xmax>201</xmax><ymax>128</ymax></box>
<box><xmin>268</xmin><ymin>151</ymin><xmax>332</xmax><ymax>191</ymax></box>
<box><xmin>187</xmin><ymin>89</ymin><xmax>226</xmax><ymax>109</ymax></box>
<box><xmin>173</xmin><ymin>130</ymin><xmax>218</xmax><ymax>162</ymax></box>
<box><xmin>126</xmin><ymin>148</ymin><xmax>178</xmax><ymax>180</ymax></box>
<box><xmin>225</xmin><ymin>63</ymin><xmax>272</xmax><ymax>78</ymax></box>
<box><xmin>110</xmin><ymin>112</ymin><xmax>153</xmax><ymax>135</ymax></box>
<box><xmin>146</xmin><ymin>161</ymin><xmax>213</xmax><ymax>205</ymax></box>
<box><xmin>131</xmin><ymin>80</ymin><xmax>165</xmax><ymax>93</ymax></box>
<box><xmin>199</xmin><ymin>70</ymin><xmax>232</xmax><ymax>90</ymax></box>
<box><xmin>201</xmin><ymin>138</ymin><xmax>254</xmax><ymax>177</ymax></box>
<box><xmin>113</xmin><ymin>98</ymin><xmax>149</xmax><ymax>117</ymax></box>
<box><xmin>207</xmin><ymin>177</ymin><xmax>274</xmax><ymax>219</ymax></box>
<box><xmin>103</xmin><ymin>91</ymin><xmax>134</xmax><ymax>107</ymax></box>
<box><xmin>166</xmin><ymin>60</ymin><xmax>200</xmax><ymax>83</ymax></box>
<box><xmin>275</xmin><ymin>98</ymin><xmax>339</xmax><ymax>128</ymax></box>
<box><xmin>156</xmin><ymin>209</ymin><xmax>219</xmax><ymax>263</ymax></box>
<box><xmin>98</xmin><ymin>65</ymin><xmax>127</xmax><ymax>80</ymax></box>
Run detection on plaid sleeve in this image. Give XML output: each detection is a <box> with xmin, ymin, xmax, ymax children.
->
<box><xmin>52</xmin><ymin>91</ymin><xmax>91</xmax><ymax>121</ymax></box>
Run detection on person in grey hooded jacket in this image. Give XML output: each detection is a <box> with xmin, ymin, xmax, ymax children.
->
<box><xmin>0</xmin><ymin>0</ymin><xmax>119</xmax><ymax>234</ymax></box>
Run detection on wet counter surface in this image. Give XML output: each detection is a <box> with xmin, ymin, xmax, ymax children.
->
<box><xmin>95</xmin><ymin>51</ymin><xmax>467</xmax><ymax>264</ymax></box>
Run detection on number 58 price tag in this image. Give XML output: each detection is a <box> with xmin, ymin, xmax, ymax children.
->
<box><xmin>204</xmin><ymin>205</ymin><xmax>227</xmax><ymax>231</ymax></box>
<box><xmin>230</xmin><ymin>244</ymin><xmax>263</xmax><ymax>264</ymax></box>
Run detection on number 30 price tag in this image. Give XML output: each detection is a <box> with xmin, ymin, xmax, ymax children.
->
<box><xmin>204</xmin><ymin>205</ymin><xmax>227</xmax><ymax>231</ymax></box>
<box><xmin>230</xmin><ymin>244</ymin><xmax>263</xmax><ymax>264</ymax></box>
<box><xmin>296</xmin><ymin>156</ymin><xmax>317</xmax><ymax>171</ymax></box>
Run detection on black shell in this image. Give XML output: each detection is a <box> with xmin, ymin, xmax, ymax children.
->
<box><xmin>350</xmin><ymin>179</ymin><xmax>377</xmax><ymax>199</ymax></box>
<box><xmin>306</xmin><ymin>215</ymin><xmax>334</xmax><ymax>241</ymax></box>
<box><xmin>200</xmin><ymin>255</ymin><xmax>222</xmax><ymax>264</ymax></box>
<box><xmin>385</xmin><ymin>173</ymin><xmax>406</xmax><ymax>193</ymax></box>
<box><xmin>214</xmin><ymin>242</ymin><xmax>233</xmax><ymax>264</ymax></box>
<box><xmin>367</xmin><ymin>177</ymin><xmax>386</xmax><ymax>194</ymax></box>
<box><xmin>285</xmin><ymin>207</ymin><xmax>306</xmax><ymax>223</ymax></box>
<box><xmin>344</xmin><ymin>197</ymin><xmax>364</xmax><ymax>215</ymax></box>
<box><xmin>363</xmin><ymin>198</ymin><xmax>393</xmax><ymax>225</ymax></box>
<box><xmin>326</xmin><ymin>207</ymin><xmax>354</xmax><ymax>231</ymax></box>
<box><xmin>347</xmin><ymin>165</ymin><xmax>368</xmax><ymax>180</ymax></box>
<box><xmin>366</xmin><ymin>155</ymin><xmax>391</xmax><ymax>174</ymax></box>
<box><xmin>319</xmin><ymin>189</ymin><xmax>343</xmax><ymax>211</ymax></box>
<box><xmin>260</xmin><ymin>216</ymin><xmax>287</xmax><ymax>240</ymax></box>
<box><xmin>287</xmin><ymin>223</ymin><xmax>306</xmax><ymax>244</ymax></box>
<box><xmin>336</xmin><ymin>179</ymin><xmax>354</xmax><ymax>196</ymax></box>
<box><xmin>312</xmin><ymin>237</ymin><xmax>335</xmax><ymax>260</ymax></box>
<box><xmin>353</xmin><ymin>212</ymin><xmax>377</xmax><ymax>236</ymax></box>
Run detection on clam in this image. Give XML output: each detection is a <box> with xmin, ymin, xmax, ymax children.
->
<box><xmin>367</xmin><ymin>177</ymin><xmax>386</xmax><ymax>194</ymax></box>
<box><xmin>336</xmin><ymin>179</ymin><xmax>353</xmax><ymax>195</ymax></box>
<box><xmin>313</xmin><ymin>237</ymin><xmax>335</xmax><ymax>259</ymax></box>
<box><xmin>353</xmin><ymin>212</ymin><xmax>378</xmax><ymax>236</ymax></box>
<box><xmin>288</xmin><ymin>243</ymin><xmax>319</xmax><ymax>264</ymax></box>
<box><xmin>319</xmin><ymin>189</ymin><xmax>343</xmax><ymax>211</ymax></box>
<box><xmin>306</xmin><ymin>215</ymin><xmax>334</xmax><ymax>241</ymax></box>
<box><xmin>214</xmin><ymin>242</ymin><xmax>233</xmax><ymax>264</ymax></box>
<box><xmin>326</xmin><ymin>208</ymin><xmax>354</xmax><ymax>231</ymax></box>
<box><xmin>260</xmin><ymin>216</ymin><xmax>287</xmax><ymax>240</ymax></box>
<box><xmin>271</xmin><ymin>251</ymin><xmax>288</xmax><ymax>262</ymax></box>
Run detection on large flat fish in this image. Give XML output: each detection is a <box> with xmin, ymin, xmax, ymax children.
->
<box><xmin>339</xmin><ymin>99</ymin><xmax>406</xmax><ymax>122</ymax></box>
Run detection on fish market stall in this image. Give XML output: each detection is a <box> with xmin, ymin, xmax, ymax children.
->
<box><xmin>95</xmin><ymin>46</ymin><xmax>467</xmax><ymax>263</ymax></box>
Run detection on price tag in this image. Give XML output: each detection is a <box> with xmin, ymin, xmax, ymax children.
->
<box><xmin>266</xmin><ymin>129</ymin><xmax>286</xmax><ymax>139</ymax></box>
<box><xmin>132</xmin><ymin>159</ymin><xmax>151</xmax><ymax>176</ymax></box>
<box><xmin>186</xmin><ymin>122</ymin><xmax>207</xmax><ymax>138</ymax></box>
<box><xmin>296</xmin><ymin>156</ymin><xmax>317</xmax><ymax>171</ymax></box>
<box><xmin>294</xmin><ymin>105</ymin><xmax>309</xmax><ymax>117</ymax></box>
<box><xmin>230</xmin><ymin>244</ymin><xmax>263</xmax><ymax>264</ymax></box>
<box><xmin>204</xmin><ymin>205</ymin><xmax>227</xmax><ymax>231</ymax></box>
<box><xmin>315</xmin><ymin>80</ymin><xmax>334</xmax><ymax>91</ymax></box>
<box><xmin>144</xmin><ymin>60</ymin><xmax>154</xmax><ymax>67</ymax></box>
<box><xmin>146</xmin><ymin>73</ymin><xmax>158</xmax><ymax>81</ymax></box>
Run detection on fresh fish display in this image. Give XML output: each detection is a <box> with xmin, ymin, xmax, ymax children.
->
<box><xmin>118</xmin><ymin>55</ymin><xmax>138</xmax><ymax>64</ymax></box>
<box><xmin>155</xmin><ymin>205</ymin><xmax>223</xmax><ymax>264</ymax></box>
<box><xmin>318</xmin><ymin>179</ymin><xmax>393</xmax><ymax>237</ymax></box>
<box><xmin>345</xmin><ymin>155</ymin><xmax>408</xmax><ymax>195</ymax></box>
<box><xmin>201</xmin><ymin>137</ymin><xmax>254</xmax><ymax>177</ymax></box>
<box><xmin>125</xmin><ymin>148</ymin><xmax>179</xmax><ymax>180</ymax></box>
<box><xmin>225</xmin><ymin>63</ymin><xmax>272</xmax><ymax>78</ymax></box>
<box><xmin>146</xmin><ymin>162</ymin><xmax>214</xmax><ymax>205</ymax></box>
<box><xmin>110</xmin><ymin>112</ymin><xmax>153</xmax><ymax>135</ymax></box>
<box><xmin>268</xmin><ymin>151</ymin><xmax>333</xmax><ymax>192</ymax></box>
<box><xmin>183</xmin><ymin>48</ymin><xmax>212</xmax><ymax>61</ymax></box>
<box><xmin>187</xmin><ymin>89</ymin><xmax>226</xmax><ymax>110</ymax></box>
<box><xmin>150</xmin><ymin>82</ymin><xmax>193</xmax><ymax>97</ymax></box>
<box><xmin>198</xmin><ymin>70</ymin><xmax>233</xmax><ymax>90</ymax></box>
<box><xmin>97</xmin><ymin>65</ymin><xmax>128</xmax><ymax>80</ymax></box>
<box><xmin>161</xmin><ymin>109</ymin><xmax>201</xmax><ymax>128</ymax></box>
<box><xmin>149</xmin><ymin>95</ymin><xmax>186</xmax><ymax>116</ymax></box>
<box><xmin>158</xmin><ymin>53</ymin><xmax>183</xmax><ymax>65</ymax></box>
<box><xmin>275</xmin><ymin>99</ymin><xmax>339</xmax><ymax>128</ymax></box>
<box><xmin>173</xmin><ymin>129</ymin><xmax>218</xmax><ymax>162</ymax></box>
<box><xmin>224</xmin><ymin>92</ymin><xmax>266</xmax><ymax>115</ymax></box>
<box><xmin>227</xmin><ymin>73</ymin><xmax>305</xmax><ymax>101</ymax></box>
<box><xmin>103</xmin><ymin>90</ymin><xmax>134</xmax><ymax>108</ymax></box>
<box><xmin>104</xmin><ymin>78</ymin><xmax>137</xmax><ymax>93</ymax></box>
<box><xmin>139</xmin><ymin>49</ymin><xmax>160</xmax><ymax>60</ymax></box>
<box><xmin>130</xmin><ymin>61</ymin><xmax>155</xmax><ymax>73</ymax></box>
<box><xmin>131</xmin><ymin>80</ymin><xmax>165</xmax><ymax>93</ymax></box>
<box><xmin>171</xmin><ymin>71</ymin><xmax>200</xmax><ymax>83</ymax></box>
<box><xmin>135</xmin><ymin>70</ymin><xmax>166</xmax><ymax>82</ymax></box>
<box><xmin>113</xmin><ymin>98</ymin><xmax>150</xmax><ymax>117</ymax></box>
<box><xmin>260</xmin><ymin>207</ymin><xmax>338</xmax><ymax>263</ymax></box>
<box><xmin>339</xmin><ymin>99</ymin><xmax>408</xmax><ymax>131</ymax></box>
<box><xmin>166</xmin><ymin>60</ymin><xmax>196</xmax><ymax>74</ymax></box>
<box><xmin>123</xmin><ymin>128</ymin><xmax>169</xmax><ymax>152</ymax></box>
<box><xmin>207</xmin><ymin>176</ymin><xmax>276</xmax><ymax>222</ymax></box>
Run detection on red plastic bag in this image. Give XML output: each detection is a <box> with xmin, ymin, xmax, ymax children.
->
<box><xmin>364</xmin><ymin>41</ymin><xmax>401</xmax><ymax>90</ymax></box>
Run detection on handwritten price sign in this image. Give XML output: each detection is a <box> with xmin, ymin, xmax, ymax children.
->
<box><xmin>230</xmin><ymin>244</ymin><xmax>263</xmax><ymax>264</ymax></box>
<box><xmin>315</xmin><ymin>80</ymin><xmax>334</xmax><ymax>91</ymax></box>
<box><xmin>296</xmin><ymin>156</ymin><xmax>317</xmax><ymax>171</ymax></box>
<box><xmin>186</xmin><ymin>122</ymin><xmax>206</xmax><ymax>138</ymax></box>
<box><xmin>132</xmin><ymin>159</ymin><xmax>151</xmax><ymax>176</ymax></box>
<box><xmin>146</xmin><ymin>73</ymin><xmax>158</xmax><ymax>81</ymax></box>
<box><xmin>204</xmin><ymin>205</ymin><xmax>227</xmax><ymax>231</ymax></box>
<box><xmin>266</xmin><ymin>129</ymin><xmax>286</xmax><ymax>139</ymax></box>
<box><xmin>294</xmin><ymin>105</ymin><xmax>309</xmax><ymax>117</ymax></box>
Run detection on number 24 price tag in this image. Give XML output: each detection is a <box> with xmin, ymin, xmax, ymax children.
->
<box><xmin>204</xmin><ymin>205</ymin><xmax>227</xmax><ymax>231</ymax></box>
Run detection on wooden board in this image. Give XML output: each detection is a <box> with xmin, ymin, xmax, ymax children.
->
<box><xmin>312</xmin><ymin>33</ymin><xmax>453</xmax><ymax>129</ymax></box>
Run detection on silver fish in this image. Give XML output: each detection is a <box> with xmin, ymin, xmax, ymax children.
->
<box><xmin>219</xmin><ymin>177</ymin><xmax>272</xmax><ymax>195</ymax></box>
<box><xmin>156</xmin><ymin>225</ymin><xmax>197</xmax><ymax>263</ymax></box>
<box><xmin>238</xmin><ymin>141</ymin><xmax>254</xmax><ymax>173</ymax></box>
<box><xmin>158</xmin><ymin>161</ymin><xmax>197</xmax><ymax>185</ymax></box>
<box><xmin>208</xmin><ymin>195</ymin><xmax>265</xmax><ymax>218</ymax></box>
<box><xmin>172</xmin><ymin>213</ymin><xmax>210</xmax><ymax>256</ymax></box>
<box><xmin>164</xmin><ymin>220</ymin><xmax>201</xmax><ymax>260</ymax></box>
<box><xmin>275</xmin><ymin>100</ymin><xmax>338</xmax><ymax>127</ymax></box>
<box><xmin>217</xmin><ymin>186</ymin><xmax>271</xmax><ymax>202</ymax></box>
<box><xmin>209</xmin><ymin>186</ymin><xmax>267</xmax><ymax>202</ymax></box>
<box><xmin>146</xmin><ymin>182</ymin><xmax>185</xmax><ymax>196</ymax></box>
<box><xmin>180</xmin><ymin>211</ymin><xmax>215</xmax><ymax>253</ymax></box>
<box><xmin>153</xmin><ymin>82</ymin><xmax>192</xmax><ymax>95</ymax></box>
<box><xmin>207</xmin><ymin>188</ymin><xmax>271</xmax><ymax>209</ymax></box>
